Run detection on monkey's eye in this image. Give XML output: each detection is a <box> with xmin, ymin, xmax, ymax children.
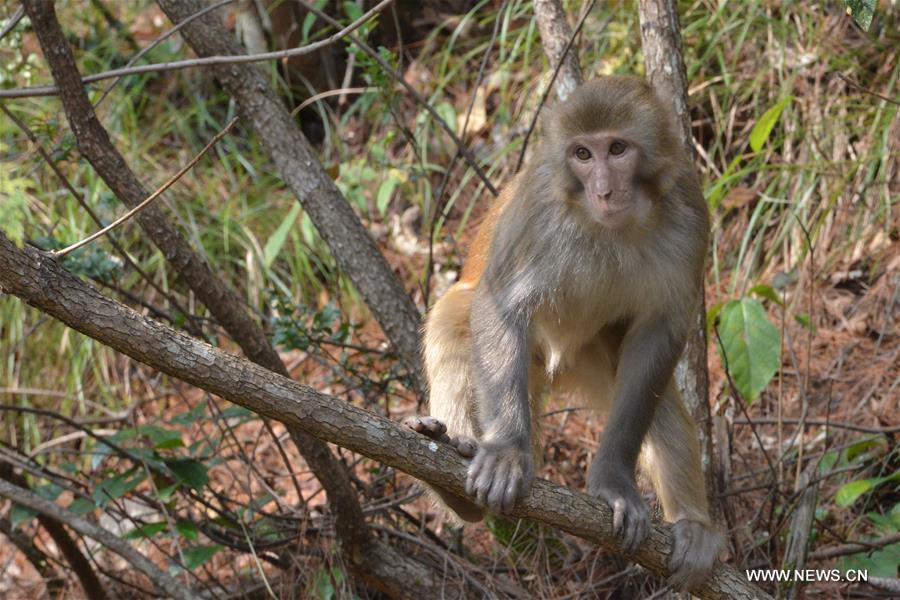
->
<box><xmin>573</xmin><ymin>146</ymin><xmax>592</xmax><ymax>161</ymax></box>
<box><xmin>609</xmin><ymin>140</ymin><xmax>627</xmax><ymax>156</ymax></box>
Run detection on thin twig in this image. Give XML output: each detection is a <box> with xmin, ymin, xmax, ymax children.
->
<box><xmin>424</xmin><ymin>0</ymin><xmax>507</xmax><ymax>309</ymax></box>
<box><xmin>0</xmin><ymin>0</ymin><xmax>394</xmax><ymax>99</ymax></box>
<box><xmin>836</xmin><ymin>72</ymin><xmax>900</xmax><ymax>107</ymax></box>
<box><xmin>0</xmin><ymin>5</ymin><xmax>25</xmax><ymax>43</ymax></box>
<box><xmin>94</xmin><ymin>0</ymin><xmax>237</xmax><ymax>108</ymax></box>
<box><xmin>807</xmin><ymin>532</ymin><xmax>900</xmax><ymax>561</ymax></box>
<box><xmin>289</xmin><ymin>86</ymin><xmax>376</xmax><ymax>117</ymax></box>
<box><xmin>53</xmin><ymin>116</ymin><xmax>239</xmax><ymax>257</ymax></box>
<box><xmin>733</xmin><ymin>417</ymin><xmax>900</xmax><ymax>434</ymax></box>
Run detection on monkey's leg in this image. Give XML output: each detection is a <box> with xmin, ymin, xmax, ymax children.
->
<box><xmin>642</xmin><ymin>386</ymin><xmax>722</xmax><ymax>589</ymax></box>
<box><xmin>415</xmin><ymin>283</ymin><xmax>485</xmax><ymax>522</ymax></box>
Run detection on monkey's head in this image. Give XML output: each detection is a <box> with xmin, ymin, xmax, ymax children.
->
<box><xmin>540</xmin><ymin>76</ymin><xmax>683</xmax><ymax>229</ymax></box>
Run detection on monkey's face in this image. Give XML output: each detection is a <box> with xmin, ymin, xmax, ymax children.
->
<box><xmin>566</xmin><ymin>132</ymin><xmax>649</xmax><ymax>229</ymax></box>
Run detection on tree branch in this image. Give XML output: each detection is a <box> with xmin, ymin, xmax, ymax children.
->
<box><xmin>0</xmin><ymin>477</ymin><xmax>195</xmax><ymax>600</ymax></box>
<box><xmin>533</xmin><ymin>0</ymin><xmax>584</xmax><ymax>101</ymax></box>
<box><xmin>156</xmin><ymin>0</ymin><xmax>426</xmax><ymax>389</ymax></box>
<box><xmin>0</xmin><ymin>232</ymin><xmax>770</xmax><ymax>600</ymax></box>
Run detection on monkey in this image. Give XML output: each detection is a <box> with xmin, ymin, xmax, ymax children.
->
<box><xmin>404</xmin><ymin>76</ymin><xmax>722</xmax><ymax>588</ymax></box>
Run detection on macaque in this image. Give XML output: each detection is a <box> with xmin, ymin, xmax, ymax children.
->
<box><xmin>406</xmin><ymin>76</ymin><xmax>721</xmax><ymax>587</ymax></box>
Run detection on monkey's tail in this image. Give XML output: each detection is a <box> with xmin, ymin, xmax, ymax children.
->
<box><xmin>423</xmin><ymin>282</ymin><xmax>485</xmax><ymax>522</ymax></box>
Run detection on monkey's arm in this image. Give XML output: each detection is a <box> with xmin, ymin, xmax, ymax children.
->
<box><xmin>465</xmin><ymin>284</ymin><xmax>535</xmax><ymax>512</ymax></box>
<box><xmin>588</xmin><ymin>316</ymin><xmax>686</xmax><ymax>550</ymax></box>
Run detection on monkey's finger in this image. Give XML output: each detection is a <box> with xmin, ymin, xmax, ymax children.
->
<box><xmin>402</xmin><ymin>416</ymin><xmax>422</xmax><ymax>430</ymax></box>
<box><xmin>467</xmin><ymin>452</ymin><xmax>496</xmax><ymax>499</ymax></box>
<box><xmin>419</xmin><ymin>417</ymin><xmax>447</xmax><ymax>436</ymax></box>
<box><xmin>625</xmin><ymin>511</ymin><xmax>648</xmax><ymax>554</ymax></box>
<box><xmin>500</xmin><ymin>471</ymin><xmax>522</xmax><ymax>513</ymax></box>
<box><xmin>452</xmin><ymin>436</ymin><xmax>478</xmax><ymax>458</ymax></box>
<box><xmin>485</xmin><ymin>461</ymin><xmax>511</xmax><ymax>511</ymax></box>
<box><xmin>611</xmin><ymin>498</ymin><xmax>626</xmax><ymax>536</ymax></box>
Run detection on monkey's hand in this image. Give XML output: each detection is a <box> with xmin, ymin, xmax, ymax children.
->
<box><xmin>588</xmin><ymin>468</ymin><xmax>650</xmax><ymax>554</ymax></box>
<box><xmin>668</xmin><ymin>519</ymin><xmax>722</xmax><ymax>590</ymax></box>
<box><xmin>466</xmin><ymin>439</ymin><xmax>534</xmax><ymax>513</ymax></box>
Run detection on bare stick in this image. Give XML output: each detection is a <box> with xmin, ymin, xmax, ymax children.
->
<box><xmin>54</xmin><ymin>116</ymin><xmax>239</xmax><ymax>257</ymax></box>
<box><xmin>0</xmin><ymin>0</ymin><xmax>393</xmax><ymax>99</ymax></box>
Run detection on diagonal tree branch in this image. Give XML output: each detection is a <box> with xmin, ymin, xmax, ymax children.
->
<box><xmin>157</xmin><ymin>0</ymin><xmax>427</xmax><ymax>389</ymax></box>
<box><xmin>0</xmin><ymin>232</ymin><xmax>770</xmax><ymax>600</ymax></box>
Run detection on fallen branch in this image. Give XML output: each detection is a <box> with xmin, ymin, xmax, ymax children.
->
<box><xmin>0</xmin><ymin>232</ymin><xmax>769</xmax><ymax>600</ymax></box>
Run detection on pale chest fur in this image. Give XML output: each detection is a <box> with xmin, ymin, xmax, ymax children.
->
<box><xmin>529</xmin><ymin>235</ymin><xmax>688</xmax><ymax>377</ymax></box>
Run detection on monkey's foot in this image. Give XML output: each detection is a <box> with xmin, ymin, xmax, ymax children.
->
<box><xmin>667</xmin><ymin>519</ymin><xmax>723</xmax><ymax>590</ymax></box>
<box><xmin>587</xmin><ymin>473</ymin><xmax>651</xmax><ymax>554</ymax></box>
<box><xmin>403</xmin><ymin>416</ymin><xmax>478</xmax><ymax>458</ymax></box>
<box><xmin>466</xmin><ymin>440</ymin><xmax>534</xmax><ymax>512</ymax></box>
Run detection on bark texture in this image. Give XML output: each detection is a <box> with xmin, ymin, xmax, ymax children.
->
<box><xmin>0</xmin><ymin>233</ymin><xmax>770</xmax><ymax>600</ymax></box>
<box><xmin>533</xmin><ymin>0</ymin><xmax>584</xmax><ymax>100</ymax></box>
<box><xmin>157</xmin><ymin>0</ymin><xmax>425</xmax><ymax>389</ymax></box>
<box><xmin>638</xmin><ymin>0</ymin><xmax>717</xmax><ymax>513</ymax></box>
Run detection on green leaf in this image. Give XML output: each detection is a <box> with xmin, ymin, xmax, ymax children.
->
<box><xmin>840</xmin><ymin>543</ymin><xmax>900</xmax><ymax>577</ymax></box>
<box><xmin>35</xmin><ymin>483</ymin><xmax>63</xmax><ymax>502</ymax></box>
<box><xmin>10</xmin><ymin>504</ymin><xmax>37</xmax><ymax>529</ymax></box>
<box><xmin>218</xmin><ymin>405</ymin><xmax>253</xmax><ymax>421</ymax></box>
<box><xmin>343</xmin><ymin>1</ymin><xmax>363</xmax><ymax>20</ymax></box>
<box><xmin>183</xmin><ymin>545</ymin><xmax>222</xmax><ymax>570</ymax></box>
<box><xmin>155</xmin><ymin>483</ymin><xmax>178</xmax><ymax>503</ymax></box>
<box><xmin>264</xmin><ymin>202</ymin><xmax>301</xmax><ymax>269</ymax></box>
<box><xmin>375</xmin><ymin>176</ymin><xmax>399</xmax><ymax>217</ymax></box>
<box><xmin>748</xmin><ymin>284</ymin><xmax>784</xmax><ymax>306</ymax></box>
<box><xmin>93</xmin><ymin>469</ymin><xmax>147</xmax><ymax>505</ymax></box>
<box><xmin>794</xmin><ymin>314</ymin><xmax>816</xmax><ymax>333</ymax></box>
<box><xmin>124</xmin><ymin>522</ymin><xmax>167</xmax><ymax>540</ymax></box>
<box><xmin>308</xmin><ymin>566</ymin><xmax>345</xmax><ymax>600</ymax></box>
<box><xmin>846</xmin><ymin>436</ymin><xmax>886</xmax><ymax>462</ymax></box>
<box><xmin>176</xmin><ymin>520</ymin><xmax>200</xmax><ymax>541</ymax></box>
<box><xmin>116</xmin><ymin>425</ymin><xmax>184</xmax><ymax>449</ymax></box>
<box><xmin>717</xmin><ymin>298</ymin><xmax>781</xmax><ymax>401</ymax></box>
<box><xmin>68</xmin><ymin>498</ymin><xmax>96</xmax><ymax>515</ymax></box>
<box><xmin>843</xmin><ymin>0</ymin><xmax>876</xmax><ymax>31</ymax></box>
<box><xmin>750</xmin><ymin>97</ymin><xmax>791</xmax><ymax>152</ymax></box>
<box><xmin>435</xmin><ymin>102</ymin><xmax>457</xmax><ymax>133</ymax></box>
<box><xmin>165</xmin><ymin>458</ymin><xmax>209</xmax><ymax>490</ymax></box>
<box><xmin>835</xmin><ymin>478</ymin><xmax>875</xmax><ymax>507</ymax></box>
<box><xmin>301</xmin><ymin>0</ymin><xmax>329</xmax><ymax>41</ymax></box>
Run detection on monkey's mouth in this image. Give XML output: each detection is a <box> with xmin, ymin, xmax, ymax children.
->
<box><xmin>588</xmin><ymin>201</ymin><xmax>632</xmax><ymax>227</ymax></box>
